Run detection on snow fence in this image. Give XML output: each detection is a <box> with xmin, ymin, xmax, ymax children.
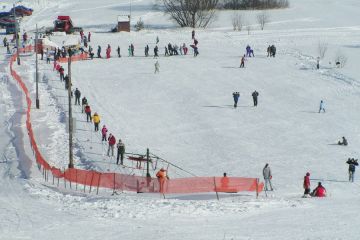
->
<box><xmin>9</xmin><ymin>51</ymin><xmax>264</xmax><ymax>196</ymax></box>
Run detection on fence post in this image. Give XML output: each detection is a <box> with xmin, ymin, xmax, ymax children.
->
<box><xmin>256</xmin><ymin>178</ymin><xmax>259</xmax><ymax>199</ymax></box>
<box><xmin>113</xmin><ymin>173</ymin><xmax>116</xmax><ymax>194</ymax></box>
<box><xmin>213</xmin><ymin>177</ymin><xmax>219</xmax><ymax>201</ymax></box>
<box><xmin>89</xmin><ymin>172</ymin><xmax>94</xmax><ymax>193</ymax></box>
<box><xmin>96</xmin><ymin>173</ymin><xmax>101</xmax><ymax>195</ymax></box>
<box><xmin>75</xmin><ymin>169</ymin><xmax>78</xmax><ymax>191</ymax></box>
<box><xmin>64</xmin><ymin>168</ymin><xmax>66</xmax><ymax>189</ymax></box>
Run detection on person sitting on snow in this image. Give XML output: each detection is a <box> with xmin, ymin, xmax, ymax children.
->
<box><xmin>338</xmin><ymin>136</ymin><xmax>348</xmax><ymax>146</ymax></box>
<box><xmin>311</xmin><ymin>182</ymin><xmax>326</xmax><ymax>197</ymax></box>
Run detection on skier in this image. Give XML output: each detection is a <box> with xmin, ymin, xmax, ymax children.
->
<box><xmin>338</xmin><ymin>136</ymin><xmax>348</xmax><ymax>146</ymax></box>
<box><xmin>107</xmin><ymin>133</ymin><xmax>116</xmax><ymax>157</ymax></box>
<box><xmin>145</xmin><ymin>45</ymin><xmax>149</xmax><ymax>57</ymax></box>
<box><xmin>246</xmin><ymin>45</ymin><xmax>251</xmax><ymax>57</ymax></box>
<box><xmin>316</xmin><ymin>57</ymin><xmax>320</xmax><ymax>69</ymax></box>
<box><xmin>154</xmin><ymin>61</ymin><xmax>160</xmax><ymax>74</ymax></box>
<box><xmin>117</xmin><ymin>46</ymin><xmax>121</xmax><ymax>57</ymax></box>
<box><xmin>59</xmin><ymin>66</ymin><xmax>64</xmax><ymax>81</ymax></box>
<box><xmin>346</xmin><ymin>158</ymin><xmax>358</xmax><ymax>182</ymax></box>
<box><xmin>106</xmin><ymin>44</ymin><xmax>111</xmax><ymax>59</ymax></box>
<box><xmin>84</xmin><ymin>105</ymin><xmax>92</xmax><ymax>122</ymax></box>
<box><xmin>81</xmin><ymin>96</ymin><xmax>87</xmax><ymax>113</ymax></box>
<box><xmin>311</xmin><ymin>182</ymin><xmax>326</xmax><ymax>197</ymax></box>
<box><xmin>240</xmin><ymin>55</ymin><xmax>245</xmax><ymax>68</ymax></box>
<box><xmin>116</xmin><ymin>139</ymin><xmax>125</xmax><ymax>165</ymax></box>
<box><xmin>74</xmin><ymin>88</ymin><xmax>81</xmax><ymax>105</ymax></box>
<box><xmin>263</xmin><ymin>163</ymin><xmax>273</xmax><ymax>191</ymax></box>
<box><xmin>303</xmin><ymin>172</ymin><xmax>311</xmax><ymax>198</ymax></box>
<box><xmin>267</xmin><ymin>45</ymin><xmax>271</xmax><ymax>57</ymax></box>
<box><xmin>251</xmin><ymin>90</ymin><xmax>259</xmax><ymax>107</ymax></box>
<box><xmin>64</xmin><ymin>75</ymin><xmax>70</xmax><ymax>90</ymax></box>
<box><xmin>130</xmin><ymin>43</ymin><xmax>134</xmax><ymax>56</ymax></box>
<box><xmin>232</xmin><ymin>92</ymin><xmax>240</xmax><ymax>108</ymax></box>
<box><xmin>154</xmin><ymin>45</ymin><xmax>159</xmax><ymax>57</ymax></box>
<box><xmin>101</xmin><ymin>125</ymin><xmax>108</xmax><ymax>142</ymax></box>
<box><xmin>92</xmin><ymin>112</ymin><xmax>100</xmax><ymax>131</ymax></box>
<box><xmin>3</xmin><ymin>37</ymin><xmax>7</xmax><ymax>47</ymax></box>
<box><xmin>89</xmin><ymin>46</ymin><xmax>94</xmax><ymax>59</ymax></box>
<box><xmin>88</xmin><ymin>32</ymin><xmax>91</xmax><ymax>42</ymax></box>
<box><xmin>191</xmin><ymin>30</ymin><xmax>195</xmax><ymax>39</ymax></box>
<box><xmin>249</xmin><ymin>48</ymin><xmax>255</xmax><ymax>57</ymax></box>
<box><xmin>318</xmin><ymin>100</ymin><xmax>325</xmax><ymax>113</ymax></box>
<box><xmin>97</xmin><ymin>46</ymin><xmax>101</xmax><ymax>58</ymax></box>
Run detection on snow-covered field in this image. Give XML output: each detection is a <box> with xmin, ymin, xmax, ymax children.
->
<box><xmin>1</xmin><ymin>0</ymin><xmax>360</xmax><ymax>239</ymax></box>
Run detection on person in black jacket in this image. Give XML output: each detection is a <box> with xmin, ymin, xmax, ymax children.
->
<box><xmin>346</xmin><ymin>158</ymin><xmax>358</xmax><ymax>182</ymax></box>
<box><xmin>116</xmin><ymin>139</ymin><xmax>125</xmax><ymax>165</ymax></box>
<box><xmin>338</xmin><ymin>136</ymin><xmax>348</xmax><ymax>146</ymax></box>
<box><xmin>252</xmin><ymin>90</ymin><xmax>259</xmax><ymax>107</ymax></box>
<box><xmin>74</xmin><ymin>88</ymin><xmax>81</xmax><ymax>105</ymax></box>
<box><xmin>81</xmin><ymin>97</ymin><xmax>87</xmax><ymax>113</ymax></box>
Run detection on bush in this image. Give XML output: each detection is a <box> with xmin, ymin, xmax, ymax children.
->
<box><xmin>222</xmin><ymin>0</ymin><xmax>289</xmax><ymax>10</ymax></box>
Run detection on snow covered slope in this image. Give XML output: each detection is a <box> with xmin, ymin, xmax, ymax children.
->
<box><xmin>1</xmin><ymin>0</ymin><xmax>360</xmax><ymax>239</ymax></box>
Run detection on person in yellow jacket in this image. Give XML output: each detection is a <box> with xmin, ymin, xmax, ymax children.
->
<box><xmin>92</xmin><ymin>112</ymin><xmax>100</xmax><ymax>131</ymax></box>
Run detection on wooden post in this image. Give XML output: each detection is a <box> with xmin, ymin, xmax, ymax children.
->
<box><xmin>214</xmin><ymin>177</ymin><xmax>219</xmax><ymax>201</ymax></box>
<box><xmin>256</xmin><ymin>178</ymin><xmax>259</xmax><ymax>199</ymax></box>
<box><xmin>89</xmin><ymin>172</ymin><xmax>94</xmax><ymax>193</ymax></box>
<box><xmin>146</xmin><ymin>148</ymin><xmax>150</xmax><ymax>177</ymax></box>
<box><xmin>68</xmin><ymin>57</ymin><xmax>74</xmax><ymax>168</ymax></box>
<box><xmin>113</xmin><ymin>173</ymin><xmax>116</xmax><ymax>194</ymax></box>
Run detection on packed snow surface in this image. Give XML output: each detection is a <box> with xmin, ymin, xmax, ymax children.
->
<box><xmin>1</xmin><ymin>0</ymin><xmax>360</xmax><ymax>239</ymax></box>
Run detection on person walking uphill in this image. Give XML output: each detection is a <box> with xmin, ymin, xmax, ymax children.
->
<box><xmin>252</xmin><ymin>90</ymin><xmax>259</xmax><ymax>107</ymax></box>
<box><xmin>74</xmin><ymin>88</ymin><xmax>81</xmax><ymax>105</ymax></box>
<box><xmin>263</xmin><ymin>163</ymin><xmax>273</xmax><ymax>191</ymax></box>
<box><xmin>303</xmin><ymin>172</ymin><xmax>311</xmax><ymax>198</ymax></box>
<box><xmin>92</xmin><ymin>112</ymin><xmax>100</xmax><ymax>131</ymax></box>
<box><xmin>319</xmin><ymin>100</ymin><xmax>325</xmax><ymax>113</ymax></box>
<box><xmin>101</xmin><ymin>125</ymin><xmax>108</xmax><ymax>142</ymax></box>
<box><xmin>106</xmin><ymin>44</ymin><xmax>111</xmax><ymax>59</ymax></box>
<box><xmin>107</xmin><ymin>133</ymin><xmax>116</xmax><ymax>157</ymax></box>
<box><xmin>240</xmin><ymin>55</ymin><xmax>245</xmax><ymax>68</ymax></box>
<box><xmin>81</xmin><ymin>96</ymin><xmax>87</xmax><ymax>113</ymax></box>
<box><xmin>233</xmin><ymin>92</ymin><xmax>240</xmax><ymax>108</ymax></box>
<box><xmin>116</xmin><ymin>139</ymin><xmax>125</xmax><ymax>165</ymax></box>
<box><xmin>85</xmin><ymin>104</ymin><xmax>92</xmax><ymax>122</ymax></box>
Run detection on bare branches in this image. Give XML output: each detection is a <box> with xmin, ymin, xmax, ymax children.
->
<box><xmin>231</xmin><ymin>13</ymin><xmax>243</xmax><ymax>31</ymax></box>
<box><xmin>317</xmin><ymin>40</ymin><xmax>328</xmax><ymax>59</ymax></box>
<box><xmin>257</xmin><ymin>11</ymin><xmax>269</xmax><ymax>30</ymax></box>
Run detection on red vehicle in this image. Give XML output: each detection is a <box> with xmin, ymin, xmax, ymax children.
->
<box><xmin>46</xmin><ymin>16</ymin><xmax>82</xmax><ymax>34</ymax></box>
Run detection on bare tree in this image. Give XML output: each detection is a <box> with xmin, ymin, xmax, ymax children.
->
<box><xmin>257</xmin><ymin>11</ymin><xmax>270</xmax><ymax>30</ymax></box>
<box><xmin>163</xmin><ymin>0</ymin><xmax>219</xmax><ymax>28</ymax></box>
<box><xmin>335</xmin><ymin>50</ymin><xmax>348</xmax><ymax>68</ymax></box>
<box><xmin>317</xmin><ymin>40</ymin><xmax>328</xmax><ymax>59</ymax></box>
<box><xmin>231</xmin><ymin>13</ymin><xmax>243</xmax><ymax>31</ymax></box>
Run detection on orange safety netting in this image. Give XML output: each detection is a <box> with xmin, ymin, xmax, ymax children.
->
<box><xmin>57</xmin><ymin>53</ymin><xmax>88</xmax><ymax>63</ymax></box>
<box><xmin>9</xmin><ymin>50</ymin><xmax>264</xmax><ymax>195</ymax></box>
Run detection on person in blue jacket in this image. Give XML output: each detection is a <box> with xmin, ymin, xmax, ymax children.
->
<box><xmin>233</xmin><ymin>92</ymin><xmax>240</xmax><ymax>108</ymax></box>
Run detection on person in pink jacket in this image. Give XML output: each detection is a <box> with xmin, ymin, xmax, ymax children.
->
<box><xmin>101</xmin><ymin>125</ymin><xmax>108</xmax><ymax>142</ymax></box>
<box><xmin>106</xmin><ymin>44</ymin><xmax>111</xmax><ymax>59</ymax></box>
<box><xmin>303</xmin><ymin>172</ymin><xmax>311</xmax><ymax>198</ymax></box>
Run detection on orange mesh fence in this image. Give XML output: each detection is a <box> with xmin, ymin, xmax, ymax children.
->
<box><xmin>57</xmin><ymin>53</ymin><xmax>88</xmax><ymax>63</ymax></box>
<box><xmin>9</xmin><ymin>50</ymin><xmax>264</xmax><ymax>196</ymax></box>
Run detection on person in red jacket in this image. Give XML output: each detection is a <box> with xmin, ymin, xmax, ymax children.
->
<box><xmin>84</xmin><ymin>105</ymin><xmax>91</xmax><ymax>122</ymax></box>
<box><xmin>106</xmin><ymin>44</ymin><xmax>111</xmax><ymax>59</ymax></box>
<box><xmin>311</xmin><ymin>182</ymin><xmax>326</xmax><ymax>197</ymax></box>
<box><xmin>107</xmin><ymin>133</ymin><xmax>116</xmax><ymax>157</ymax></box>
<box><xmin>303</xmin><ymin>172</ymin><xmax>311</xmax><ymax>198</ymax></box>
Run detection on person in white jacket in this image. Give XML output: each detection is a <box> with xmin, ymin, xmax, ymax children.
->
<box><xmin>263</xmin><ymin>163</ymin><xmax>273</xmax><ymax>191</ymax></box>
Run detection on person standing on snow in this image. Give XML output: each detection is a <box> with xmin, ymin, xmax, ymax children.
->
<box><xmin>106</xmin><ymin>44</ymin><xmax>111</xmax><ymax>59</ymax></box>
<box><xmin>97</xmin><ymin>46</ymin><xmax>101</xmax><ymax>58</ymax></box>
<box><xmin>88</xmin><ymin>32</ymin><xmax>91</xmax><ymax>42</ymax></box>
<box><xmin>92</xmin><ymin>112</ymin><xmax>100</xmax><ymax>131</ymax></box>
<box><xmin>117</xmin><ymin>46</ymin><xmax>121</xmax><ymax>57</ymax></box>
<box><xmin>156</xmin><ymin>36</ymin><xmax>159</xmax><ymax>44</ymax></box>
<box><xmin>233</xmin><ymin>92</ymin><xmax>240</xmax><ymax>108</ymax></box>
<box><xmin>116</xmin><ymin>139</ymin><xmax>125</xmax><ymax>165</ymax></box>
<box><xmin>59</xmin><ymin>66</ymin><xmax>64</xmax><ymax>81</ymax></box>
<box><xmin>145</xmin><ymin>45</ymin><xmax>149</xmax><ymax>57</ymax></box>
<box><xmin>191</xmin><ymin>30</ymin><xmax>195</xmax><ymax>39</ymax></box>
<box><xmin>74</xmin><ymin>88</ymin><xmax>81</xmax><ymax>105</ymax></box>
<box><xmin>130</xmin><ymin>43</ymin><xmax>135</xmax><ymax>56</ymax></box>
<box><xmin>240</xmin><ymin>55</ymin><xmax>245</xmax><ymax>68</ymax></box>
<box><xmin>107</xmin><ymin>133</ymin><xmax>116</xmax><ymax>157</ymax></box>
<box><xmin>81</xmin><ymin>96</ymin><xmax>87</xmax><ymax>113</ymax></box>
<box><xmin>316</xmin><ymin>57</ymin><xmax>320</xmax><ymax>69</ymax></box>
<box><xmin>252</xmin><ymin>90</ymin><xmax>259</xmax><ymax>107</ymax></box>
<box><xmin>154</xmin><ymin>45</ymin><xmax>159</xmax><ymax>58</ymax></box>
<box><xmin>154</xmin><ymin>61</ymin><xmax>160</xmax><ymax>74</ymax></box>
<box><xmin>84</xmin><ymin>105</ymin><xmax>92</xmax><ymax>122</ymax></box>
<box><xmin>156</xmin><ymin>168</ymin><xmax>169</xmax><ymax>193</ymax></box>
<box><xmin>318</xmin><ymin>100</ymin><xmax>325</xmax><ymax>113</ymax></box>
<box><xmin>346</xmin><ymin>158</ymin><xmax>358</xmax><ymax>182</ymax></box>
<box><xmin>303</xmin><ymin>172</ymin><xmax>311</xmax><ymax>197</ymax></box>
<box><xmin>101</xmin><ymin>125</ymin><xmax>108</xmax><ymax>142</ymax></box>
<box><xmin>263</xmin><ymin>163</ymin><xmax>273</xmax><ymax>191</ymax></box>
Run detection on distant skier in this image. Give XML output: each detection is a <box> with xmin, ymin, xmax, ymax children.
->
<box><xmin>318</xmin><ymin>100</ymin><xmax>325</xmax><ymax>113</ymax></box>
<box><xmin>145</xmin><ymin>45</ymin><xmax>149</xmax><ymax>57</ymax></box>
<box><xmin>252</xmin><ymin>90</ymin><xmax>259</xmax><ymax>107</ymax></box>
<box><xmin>130</xmin><ymin>43</ymin><xmax>134</xmax><ymax>56</ymax></box>
<box><xmin>240</xmin><ymin>55</ymin><xmax>245</xmax><ymax>68</ymax></box>
<box><xmin>101</xmin><ymin>125</ymin><xmax>108</xmax><ymax>142</ymax></box>
<box><xmin>107</xmin><ymin>133</ymin><xmax>116</xmax><ymax>157</ymax></box>
<box><xmin>116</xmin><ymin>139</ymin><xmax>125</xmax><ymax>165</ymax></box>
<box><xmin>156</xmin><ymin>36</ymin><xmax>159</xmax><ymax>44</ymax></box>
<box><xmin>233</xmin><ymin>92</ymin><xmax>240</xmax><ymax>108</ymax></box>
<box><xmin>311</xmin><ymin>182</ymin><xmax>326</xmax><ymax>197</ymax></box>
<box><xmin>154</xmin><ymin>45</ymin><xmax>159</xmax><ymax>57</ymax></box>
<box><xmin>303</xmin><ymin>172</ymin><xmax>311</xmax><ymax>198</ymax></box>
<box><xmin>92</xmin><ymin>112</ymin><xmax>100</xmax><ymax>131</ymax></box>
<box><xmin>263</xmin><ymin>163</ymin><xmax>273</xmax><ymax>191</ymax></box>
<box><xmin>59</xmin><ymin>66</ymin><xmax>64</xmax><ymax>81</ymax></box>
<box><xmin>74</xmin><ymin>88</ymin><xmax>81</xmax><ymax>105</ymax></box>
<box><xmin>191</xmin><ymin>30</ymin><xmax>195</xmax><ymax>39</ymax></box>
<box><xmin>154</xmin><ymin>61</ymin><xmax>160</xmax><ymax>74</ymax></box>
<box><xmin>246</xmin><ymin>45</ymin><xmax>251</xmax><ymax>57</ymax></box>
<box><xmin>85</xmin><ymin>105</ymin><xmax>92</xmax><ymax>122</ymax></box>
<box><xmin>117</xmin><ymin>46</ymin><xmax>121</xmax><ymax>57</ymax></box>
<box><xmin>106</xmin><ymin>44</ymin><xmax>111</xmax><ymax>59</ymax></box>
<box><xmin>316</xmin><ymin>57</ymin><xmax>320</xmax><ymax>69</ymax></box>
<box><xmin>346</xmin><ymin>158</ymin><xmax>358</xmax><ymax>182</ymax></box>
<box><xmin>338</xmin><ymin>136</ymin><xmax>348</xmax><ymax>146</ymax></box>
<box><xmin>64</xmin><ymin>75</ymin><xmax>69</xmax><ymax>90</ymax></box>
<box><xmin>88</xmin><ymin>32</ymin><xmax>91</xmax><ymax>42</ymax></box>
<box><xmin>97</xmin><ymin>46</ymin><xmax>101</xmax><ymax>58</ymax></box>
<box><xmin>165</xmin><ymin>46</ymin><xmax>169</xmax><ymax>56</ymax></box>
<box><xmin>267</xmin><ymin>45</ymin><xmax>271</xmax><ymax>57</ymax></box>
<box><xmin>81</xmin><ymin>96</ymin><xmax>87</xmax><ymax>113</ymax></box>
<box><xmin>3</xmin><ymin>37</ymin><xmax>7</xmax><ymax>47</ymax></box>
<box><xmin>270</xmin><ymin>45</ymin><xmax>276</xmax><ymax>57</ymax></box>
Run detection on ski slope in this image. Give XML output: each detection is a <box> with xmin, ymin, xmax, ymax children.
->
<box><xmin>1</xmin><ymin>0</ymin><xmax>360</xmax><ymax>239</ymax></box>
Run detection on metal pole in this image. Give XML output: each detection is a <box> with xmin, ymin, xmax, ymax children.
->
<box><xmin>68</xmin><ymin>56</ymin><xmax>74</xmax><ymax>168</ymax></box>
<box><xmin>35</xmin><ymin>24</ymin><xmax>40</xmax><ymax>109</ymax></box>
<box><xmin>146</xmin><ymin>148</ymin><xmax>150</xmax><ymax>177</ymax></box>
<box><xmin>13</xmin><ymin>4</ymin><xmax>20</xmax><ymax>65</ymax></box>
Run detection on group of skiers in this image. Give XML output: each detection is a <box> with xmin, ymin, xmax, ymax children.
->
<box><xmin>232</xmin><ymin>90</ymin><xmax>259</xmax><ymax>108</ymax></box>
